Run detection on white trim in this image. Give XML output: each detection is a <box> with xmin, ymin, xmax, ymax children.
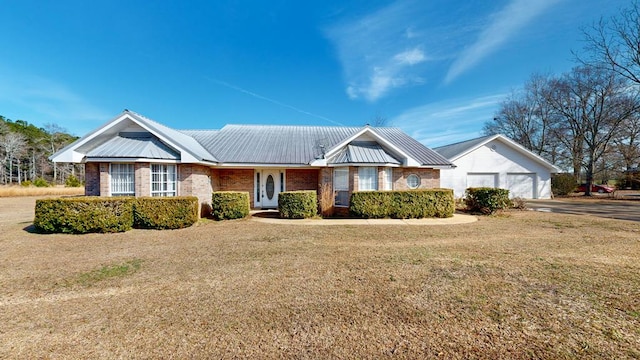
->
<box><xmin>254</xmin><ymin>168</ymin><xmax>286</xmax><ymax>208</ymax></box>
<box><xmin>150</xmin><ymin>163</ymin><xmax>178</xmax><ymax>197</ymax></box>
<box><xmin>449</xmin><ymin>135</ymin><xmax>559</xmax><ymax>172</ymax></box>
<box><xmin>86</xmin><ymin>157</ymin><xmax>180</xmax><ymax>164</ymax></box>
<box><xmin>321</xmin><ymin>127</ymin><xmax>420</xmax><ymax>166</ymax></box>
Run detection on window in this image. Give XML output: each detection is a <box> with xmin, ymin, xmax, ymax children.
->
<box><xmin>334</xmin><ymin>167</ymin><xmax>349</xmax><ymax>207</ymax></box>
<box><xmin>110</xmin><ymin>163</ymin><xmax>134</xmax><ymax>196</ymax></box>
<box><xmin>383</xmin><ymin>167</ymin><xmax>393</xmax><ymax>191</ymax></box>
<box><xmin>406</xmin><ymin>174</ymin><xmax>420</xmax><ymax>189</ymax></box>
<box><xmin>151</xmin><ymin>164</ymin><xmax>177</xmax><ymax>197</ymax></box>
<box><xmin>358</xmin><ymin>167</ymin><xmax>378</xmax><ymax>191</ymax></box>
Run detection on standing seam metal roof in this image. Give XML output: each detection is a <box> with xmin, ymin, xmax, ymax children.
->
<box><xmin>86</xmin><ymin>133</ymin><xmax>180</xmax><ymax>159</ymax></box>
<box><xmin>180</xmin><ymin>125</ymin><xmax>452</xmax><ymax>166</ymax></box>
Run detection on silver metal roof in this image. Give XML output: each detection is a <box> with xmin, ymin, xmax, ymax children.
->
<box><xmin>182</xmin><ymin>125</ymin><xmax>452</xmax><ymax>166</ymax></box>
<box><xmin>126</xmin><ymin>111</ymin><xmax>218</xmax><ymax>163</ymax></box>
<box><xmin>433</xmin><ymin>135</ymin><xmax>494</xmax><ymax>160</ymax></box>
<box><xmin>329</xmin><ymin>142</ymin><xmax>402</xmax><ymax>165</ymax></box>
<box><xmin>86</xmin><ymin>133</ymin><xmax>179</xmax><ymax>159</ymax></box>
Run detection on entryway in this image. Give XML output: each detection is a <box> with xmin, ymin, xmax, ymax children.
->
<box><xmin>255</xmin><ymin>169</ymin><xmax>285</xmax><ymax>208</ymax></box>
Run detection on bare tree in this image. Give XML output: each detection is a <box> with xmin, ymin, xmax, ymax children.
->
<box><xmin>484</xmin><ymin>73</ymin><xmax>558</xmax><ymax>160</ymax></box>
<box><xmin>580</xmin><ymin>1</ymin><xmax>640</xmax><ymax>86</ymax></box>
<box><xmin>546</xmin><ymin>66</ymin><xmax>639</xmax><ymax>195</ymax></box>
<box><xmin>44</xmin><ymin>123</ymin><xmax>67</xmax><ymax>184</ymax></box>
<box><xmin>0</xmin><ymin>133</ymin><xmax>27</xmax><ymax>184</ymax></box>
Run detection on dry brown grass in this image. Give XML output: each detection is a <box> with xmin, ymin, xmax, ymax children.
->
<box><xmin>0</xmin><ymin>185</ymin><xmax>84</xmax><ymax>197</ymax></box>
<box><xmin>1</xmin><ymin>197</ymin><xmax>639</xmax><ymax>358</ymax></box>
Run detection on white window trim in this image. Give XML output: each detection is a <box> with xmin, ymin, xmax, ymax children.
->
<box><xmin>358</xmin><ymin>166</ymin><xmax>378</xmax><ymax>191</ymax></box>
<box><xmin>383</xmin><ymin>167</ymin><xmax>393</xmax><ymax>191</ymax></box>
<box><xmin>109</xmin><ymin>163</ymin><xmax>135</xmax><ymax>196</ymax></box>
<box><xmin>406</xmin><ymin>173</ymin><xmax>420</xmax><ymax>189</ymax></box>
<box><xmin>334</xmin><ymin>167</ymin><xmax>350</xmax><ymax>207</ymax></box>
<box><xmin>151</xmin><ymin>164</ymin><xmax>178</xmax><ymax>197</ymax></box>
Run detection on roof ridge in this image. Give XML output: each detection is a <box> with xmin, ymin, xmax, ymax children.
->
<box><xmin>433</xmin><ymin>134</ymin><xmax>495</xmax><ymax>149</ymax></box>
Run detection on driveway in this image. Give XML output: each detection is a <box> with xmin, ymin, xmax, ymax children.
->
<box><xmin>527</xmin><ymin>198</ymin><xmax>640</xmax><ymax>222</ymax></box>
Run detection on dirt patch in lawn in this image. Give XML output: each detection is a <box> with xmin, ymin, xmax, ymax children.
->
<box><xmin>1</xmin><ymin>197</ymin><xmax>639</xmax><ymax>358</ymax></box>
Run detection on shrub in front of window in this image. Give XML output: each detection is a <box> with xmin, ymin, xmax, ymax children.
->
<box><xmin>464</xmin><ymin>187</ymin><xmax>511</xmax><ymax>214</ymax></box>
<box><xmin>278</xmin><ymin>190</ymin><xmax>318</xmax><ymax>219</ymax></box>
<box><xmin>211</xmin><ymin>191</ymin><xmax>250</xmax><ymax>220</ymax></box>
<box><xmin>349</xmin><ymin>189</ymin><xmax>454</xmax><ymax>219</ymax></box>
<box><xmin>133</xmin><ymin>197</ymin><xmax>199</xmax><ymax>229</ymax></box>
<box><xmin>34</xmin><ymin>197</ymin><xmax>134</xmax><ymax>234</ymax></box>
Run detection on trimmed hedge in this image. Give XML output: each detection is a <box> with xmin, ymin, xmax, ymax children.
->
<box><xmin>34</xmin><ymin>197</ymin><xmax>135</xmax><ymax>234</ymax></box>
<box><xmin>464</xmin><ymin>187</ymin><xmax>511</xmax><ymax>214</ymax></box>
<box><xmin>211</xmin><ymin>191</ymin><xmax>250</xmax><ymax>220</ymax></box>
<box><xmin>133</xmin><ymin>197</ymin><xmax>199</xmax><ymax>229</ymax></box>
<box><xmin>278</xmin><ymin>190</ymin><xmax>318</xmax><ymax>219</ymax></box>
<box><xmin>34</xmin><ymin>196</ymin><xmax>200</xmax><ymax>234</ymax></box>
<box><xmin>349</xmin><ymin>189</ymin><xmax>455</xmax><ymax>219</ymax></box>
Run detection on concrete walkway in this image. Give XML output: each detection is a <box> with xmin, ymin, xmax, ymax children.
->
<box><xmin>251</xmin><ymin>211</ymin><xmax>477</xmax><ymax>226</ymax></box>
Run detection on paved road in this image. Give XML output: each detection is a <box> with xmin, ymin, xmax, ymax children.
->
<box><xmin>527</xmin><ymin>199</ymin><xmax>640</xmax><ymax>222</ymax></box>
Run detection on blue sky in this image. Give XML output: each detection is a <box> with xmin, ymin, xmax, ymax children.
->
<box><xmin>0</xmin><ymin>0</ymin><xmax>629</xmax><ymax>147</ymax></box>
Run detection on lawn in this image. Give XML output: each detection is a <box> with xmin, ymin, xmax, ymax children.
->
<box><xmin>1</xmin><ymin>197</ymin><xmax>639</xmax><ymax>359</ymax></box>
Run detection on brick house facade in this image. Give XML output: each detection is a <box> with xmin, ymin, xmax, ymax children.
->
<box><xmin>52</xmin><ymin>110</ymin><xmax>453</xmax><ymax>217</ymax></box>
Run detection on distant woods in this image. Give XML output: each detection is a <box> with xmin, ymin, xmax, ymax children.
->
<box><xmin>484</xmin><ymin>1</ymin><xmax>640</xmax><ymax>193</ymax></box>
<box><xmin>0</xmin><ymin>115</ymin><xmax>79</xmax><ymax>186</ymax></box>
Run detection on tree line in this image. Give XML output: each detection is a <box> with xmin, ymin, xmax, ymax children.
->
<box><xmin>0</xmin><ymin>115</ymin><xmax>80</xmax><ymax>186</ymax></box>
<box><xmin>483</xmin><ymin>1</ymin><xmax>640</xmax><ymax>195</ymax></box>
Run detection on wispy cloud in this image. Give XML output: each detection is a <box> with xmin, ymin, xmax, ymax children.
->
<box><xmin>326</xmin><ymin>0</ymin><xmax>564</xmax><ymax>101</ymax></box>
<box><xmin>444</xmin><ymin>0</ymin><xmax>563</xmax><ymax>84</ymax></box>
<box><xmin>0</xmin><ymin>71</ymin><xmax>110</xmax><ymax>133</ymax></box>
<box><xmin>325</xmin><ymin>0</ymin><xmax>453</xmax><ymax>102</ymax></box>
<box><xmin>390</xmin><ymin>93</ymin><xmax>506</xmax><ymax>147</ymax></box>
<box><xmin>208</xmin><ymin>78</ymin><xmax>343</xmax><ymax>126</ymax></box>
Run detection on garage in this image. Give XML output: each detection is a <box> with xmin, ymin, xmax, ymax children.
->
<box><xmin>506</xmin><ymin>173</ymin><xmax>536</xmax><ymax>198</ymax></box>
<box><xmin>467</xmin><ymin>173</ymin><xmax>498</xmax><ymax>188</ymax></box>
<box><xmin>435</xmin><ymin>134</ymin><xmax>559</xmax><ymax>199</ymax></box>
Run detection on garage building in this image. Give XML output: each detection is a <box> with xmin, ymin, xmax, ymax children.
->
<box><xmin>434</xmin><ymin>134</ymin><xmax>559</xmax><ymax>199</ymax></box>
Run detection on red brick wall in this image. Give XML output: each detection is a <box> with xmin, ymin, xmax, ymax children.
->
<box><xmin>215</xmin><ymin>169</ymin><xmax>255</xmax><ymax>206</ymax></box>
<box><xmin>393</xmin><ymin>168</ymin><xmax>440</xmax><ymax>190</ymax></box>
<box><xmin>84</xmin><ymin>163</ymin><xmax>100</xmax><ymax>196</ymax></box>
<box><xmin>285</xmin><ymin>169</ymin><xmax>319</xmax><ymax>191</ymax></box>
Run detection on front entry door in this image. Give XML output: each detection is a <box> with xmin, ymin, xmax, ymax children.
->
<box><xmin>258</xmin><ymin>170</ymin><xmax>283</xmax><ymax>208</ymax></box>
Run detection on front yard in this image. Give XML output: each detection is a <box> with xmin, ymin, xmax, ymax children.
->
<box><xmin>1</xmin><ymin>197</ymin><xmax>639</xmax><ymax>358</ymax></box>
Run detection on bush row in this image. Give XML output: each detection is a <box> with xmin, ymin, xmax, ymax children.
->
<box><xmin>349</xmin><ymin>189</ymin><xmax>455</xmax><ymax>219</ymax></box>
<box><xmin>278</xmin><ymin>191</ymin><xmax>318</xmax><ymax>219</ymax></box>
<box><xmin>464</xmin><ymin>187</ymin><xmax>511</xmax><ymax>214</ymax></box>
<box><xmin>34</xmin><ymin>197</ymin><xmax>199</xmax><ymax>234</ymax></box>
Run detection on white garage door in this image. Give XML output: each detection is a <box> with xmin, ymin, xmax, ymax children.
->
<box><xmin>467</xmin><ymin>173</ymin><xmax>498</xmax><ymax>188</ymax></box>
<box><xmin>507</xmin><ymin>173</ymin><xmax>536</xmax><ymax>199</ymax></box>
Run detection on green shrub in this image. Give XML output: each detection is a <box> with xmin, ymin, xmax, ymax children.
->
<box><xmin>552</xmin><ymin>173</ymin><xmax>577</xmax><ymax>196</ymax></box>
<box><xmin>464</xmin><ymin>187</ymin><xmax>511</xmax><ymax>214</ymax></box>
<box><xmin>133</xmin><ymin>197</ymin><xmax>199</xmax><ymax>229</ymax></box>
<box><xmin>33</xmin><ymin>177</ymin><xmax>50</xmax><ymax>187</ymax></box>
<box><xmin>21</xmin><ymin>180</ymin><xmax>32</xmax><ymax>187</ymax></box>
<box><xmin>278</xmin><ymin>191</ymin><xmax>318</xmax><ymax>219</ymax></box>
<box><xmin>211</xmin><ymin>191</ymin><xmax>250</xmax><ymax>220</ymax></box>
<box><xmin>349</xmin><ymin>189</ymin><xmax>455</xmax><ymax>219</ymax></box>
<box><xmin>65</xmin><ymin>174</ymin><xmax>83</xmax><ymax>187</ymax></box>
<box><xmin>34</xmin><ymin>197</ymin><xmax>134</xmax><ymax>234</ymax></box>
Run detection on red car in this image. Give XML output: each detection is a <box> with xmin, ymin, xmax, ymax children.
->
<box><xmin>576</xmin><ymin>183</ymin><xmax>615</xmax><ymax>193</ymax></box>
